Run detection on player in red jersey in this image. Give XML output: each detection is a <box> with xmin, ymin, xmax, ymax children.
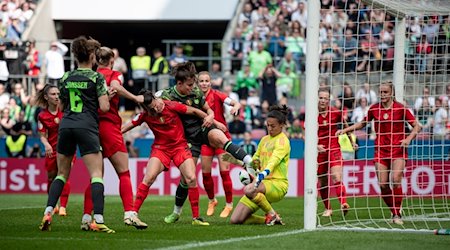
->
<box><xmin>122</xmin><ymin>90</ymin><xmax>211</xmax><ymax>225</ymax></box>
<box><xmin>317</xmin><ymin>88</ymin><xmax>353</xmax><ymax>217</ymax></box>
<box><xmin>81</xmin><ymin>47</ymin><xmax>147</xmax><ymax>230</ymax></box>
<box><xmin>338</xmin><ymin>81</ymin><xmax>422</xmax><ymax>225</ymax></box>
<box><xmin>197</xmin><ymin>71</ymin><xmax>241</xmax><ymax>218</ymax></box>
<box><xmin>36</xmin><ymin>84</ymin><xmax>71</xmax><ymax>216</ymax></box>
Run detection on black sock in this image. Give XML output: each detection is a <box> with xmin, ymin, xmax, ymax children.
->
<box><xmin>175</xmin><ymin>181</ymin><xmax>188</xmax><ymax>207</ymax></box>
<box><xmin>223</xmin><ymin>141</ymin><xmax>247</xmax><ymax>161</ymax></box>
<box><xmin>47</xmin><ymin>179</ymin><xmax>65</xmax><ymax>207</ymax></box>
<box><xmin>91</xmin><ymin>182</ymin><xmax>105</xmax><ymax>215</ymax></box>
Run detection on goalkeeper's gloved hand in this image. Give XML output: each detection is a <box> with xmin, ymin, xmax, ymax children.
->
<box><xmin>255</xmin><ymin>169</ymin><xmax>270</xmax><ymax>188</ymax></box>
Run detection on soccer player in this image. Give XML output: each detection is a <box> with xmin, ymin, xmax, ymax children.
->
<box><xmin>197</xmin><ymin>71</ymin><xmax>241</xmax><ymax>218</ymax></box>
<box><xmin>229</xmin><ymin>105</ymin><xmax>290</xmax><ymax>225</ymax></box>
<box><xmin>157</xmin><ymin>62</ymin><xmax>253</xmax><ymax>224</ymax></box>
<box><xmin>317</xmin><ymin>88</ymin><xmax>352</xmax><ymax>217</ymax></box>
<box><xmin>337</xmin><ymin>81</ymin><xmax>422</xmax><ymax>225</ymax></box>
<box><xmin>36</xmin><ymin>84</ymin><xmax>71</xmax><ymax>217</ymax></box>
<box><xmin>122</xmin><ymin>90</ymin><xmax>210</xmax><ymax>225</ymax></box>
<box><xmin>39</xmin><ymin>36</ymin><xmax>114</xmax><ymax>233</ymax></box>
<box><xmin>81</xmin><ymin>47</ymin><xmax>147</xmax><ymax>230</ymax></box>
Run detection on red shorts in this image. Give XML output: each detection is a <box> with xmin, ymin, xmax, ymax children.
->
<box><xmin>317</xmin><ymin>149</ymin><xmax>343</xmax><ymax>176</ymax></box>
<box><xmin>200</xmin><ymin>130</ymin><xmax>231</xmax><ymax>156</ymax></box>
<box><xmin>150</xmin><ymin>145</ymin><xmax>192</xmax><ymax>169</ymax></box>
<box><xmin>44</xmin><ymin>154</ymin><xmax>76</xmax><ymax>172</ymax></box>
<box><xmin>374</xmin><ymin>146</ymin><xmax>407</xmax><ymax>168</ymax></box>
<box><xmin>99</xmin><ymin>121</ymin><xmax>127</xmax><ymax>158</ymax></box>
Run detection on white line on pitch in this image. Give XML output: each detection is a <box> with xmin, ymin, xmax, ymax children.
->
<box><xmin>152</xmin><ymin>229</ymin><xmax>311</xmax><ymax>250</ymax></box>
<box><xmin>0</xmin><ymin>206</ymin><xmax>41</xmax><ymax>211</ymax></box>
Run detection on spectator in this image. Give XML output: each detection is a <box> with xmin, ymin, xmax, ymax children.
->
<box><xmin>339</xmin><ymin>83</ymin><xmax>355</xmax><ymax>115</ymax></box>
<box><xmin>27</xmin><ymin>142</ymin><xmax>42</xmax><ymax>158</ymax></box>
<box><xmin>287</xmin><ymin>118</ymin><xmax>303</xmax><ymax>139</ymax></box>
<box><xmin>128</xmin><ymin>46</ymin><xmax>151</xmax><ymax>109</ymax></box>
<box><xmin>275</xmin><ymin>66</ymin><xmax>297</xmax><ymax>100</ymax></box>
<box><xmin>422</xmin><ymin>17</ymin><xmax>440</xmax><ymax>44</ymax></box>
<box><xmin>337</xmin><ymin>29</ymin><xmax>358</xmax><ymax>73</ymax></box>
<box><xmin>0</xmin><ymin>107</ymin><xmax>14</xmax><ymax>136</ymax></box>
<box><xmin>228</xmin><ymin>115</ymin><xmax>246</xmax><ymax>139</ymax></box>
<box><xmin>0</xmin><ymin>82</ymin><xmax>9</xmax><ymax>110</ymax></box>
<box><xmin>24</xmin><ymin>39</ymin><xmax>40</xmax><ymax>82</ymax></box>
<box><xmin>320</xmin><ymin>29</ymin><xmax>339</xmax><ymax>74</ymax></box>
<box><xmin>416</xmin><ymin>97</ymin><xmax>433</xmax><ymax>133</ymax></box>
<box><xmin>5</xmin><ymin>110</ymin><xmax>32</xmax><ymax>157</ymax></box>
<box><xmin>267</xmin><ymin>26</ymin><xmax>286</xmax><ymax>59</ymax></box>
<box><xmin>290</xmin><ymin>1</ymin><xmax>307</xmax><ymax>33</ymax></box>
<box><xmin>228</xmin><ymin>28</ymin><xmax>245</xmax><ymax>73</ymax></box>
<box><xmin>112</xmin><ymin>48</ymin><xmax>128</xmax><ymax>75</ymax></box>
<box><xmin>258</xmin><ymin>64</ymin><xmax>280</xmax><ymax>106</ymax></box>
<box><xmin>234</xmin><ymin>63</ymin><xmax>258</xmax><ymax>100</ymax></box>
<box><xmin>150</xmin><ymin>48</ymin><xmax>169</xmax><ymax>90</ymax></box>
<box><xmin>125</xmin><ymin>140</ymin><xmax>139</xmax><ymax>158</ymax></box>
<box><xmin>169</xmin><ymin>44</ymin><xmax>187</xmax><ymax>68</ymax></box>
<box><xmin>248</xmin><ymin>41</ymin><xmax>273</xmax><ymax>77</ymax></box>
<box><xmin>277</xmin><ymin>51</ymin><xmax>299</xmax><ymax>73</ymax></box>
<box><xmin>238</xmin><ymin>2</ymin><xmax>253</xmax><ymax>25</ymax></box>
<box><xmin>285</xmin><ymin>28</ymin><xmax>306</xmax><ymax>72</ymax></box>
<box><xmin>239</xmin><ymin>131</ymin><xmax>258</xmax><ymax>155</ymax></box>
<box><xmin>6</xmin><ymin>14</ymin><xmax>23</xmax><ymax>41</ymax></box>
<box><xmin>351</xmin><ymin>97</ymin><xmax>369</xmax><ymax>124</ymax></box>
<box><xmin>415</xmin><ymin>33</ymin><xmax>433</xmax><ymax>73</ymax></box>
<box><xmin>4</xmin><ymin>39</ymin><xmax>27</xmax><ymax>77</ymax></box>
<box><xmin>432</xmin><ymin>98</ymin><xmax>448</xmax><ymax>140</ymax></box>
<box><xmin>357</xmin><ymin>32</ymin><xmax>381</xmax><ymax>72</ymax></box>
<box><xmin>7</xmin><ymin>97</ymin><xmax>20</xmax><ymax>122</ymax></box>
<box><xmin>414</xmin><ymin>86</ymin><xmax>435</xmax><ymax>112</ymax></box>
<box><xmin>44</xmin><ymin>41</ymin><xmax>68</xmax><ymax>85</ymax></box>
<box><xmin>209</xmin><ymin>62</ymin><xmax>223</xmax><ymax>90</ymax></box>
<box><xmin>355</xmin><ymin>82</ymin><xmax>377</xmax><ymax>105</ymax></box>
<box><xmin>10</xmin><ymin>82</ymin><xmax>29</xmax><ymax>108</ymax></box>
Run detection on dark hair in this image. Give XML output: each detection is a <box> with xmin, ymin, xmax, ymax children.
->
<box><xmin>71</xmin><ymin>36</ymin><xmax>101</xmax><ymax>64</ymax></box>
<box><xmin>35</xmin><ymin>84</ymin><xmax>58</xmax><ymax>108</ymax></box>
<box><xmin>318</xmin><ymin>87</ymin><xmax>330</xmax><ymax>95</ymax></box>
<box><xmin>267</xmin><ymin>105</ymin><xmax>289</xmax><ymax>125</ymax></box>
<box><xmin>96</xmin><ymin>46</ymin><xmax>114</xmax><ymax>66</ymax></box>
<box><xmin>138</xmin><ymin>89</ymin><xmax>155</xmax><ymax>112</ymax></box>
<box><xmin>171</xmin><ymin>61</ymin><xmax>197</xmax><ymax>83</ymax></box>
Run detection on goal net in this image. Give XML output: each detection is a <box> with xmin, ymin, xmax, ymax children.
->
<box><xmin>304</xmin><ymin>0</ymin><xmax>450</xmax><ymax>232</ymax></box>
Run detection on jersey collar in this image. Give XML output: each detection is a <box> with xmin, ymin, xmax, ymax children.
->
<box><xmin>173</xmin><ymin>86</ymin><xmax>187</xmax><ymax>97</ymax></box>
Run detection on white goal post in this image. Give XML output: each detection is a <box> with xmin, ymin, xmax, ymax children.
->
<box><xmin>304</xmin><ymin>0</ymin><xmax>450</xmax><ymax>232</ymax></box>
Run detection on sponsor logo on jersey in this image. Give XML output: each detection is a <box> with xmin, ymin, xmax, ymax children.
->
<box><xmin>383</xmin><ymin>113</ymin><xmax>389</xmax><ymax>120</ymax></box>
<box><xmin>54</xmin><ymin>117</ymin><xmax>60</xmax><ymax>124</ymax></box>
<box><xmin>159</xmin><ymin>117</ymin><xmax>165</xmax><ymax>123</ymax></box>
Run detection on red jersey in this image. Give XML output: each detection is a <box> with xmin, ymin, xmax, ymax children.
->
<box><xmin>204</xmin><ymin>89</ymin><xmax>228</xmax><ymax>126</ymax></box>
<box><xmin>37</xmin><ymin>109</ymin><xmax>63</xmax><ymax>151</ymax></box>
<box><xmin>131</xmin><ymin>100</ymin><xmax>188</xmax><ymax>149</ymax></box>
<box><xmin>317</xmin><ymin>106</ymin><xmax>343</xmax><ymax>151</ymax></box>
<box><xmin>97</xmin><ymin>67</ymin><xmax>123</xmax><ymax>124</ymax></box>
<box><xmin>366</xmin><ymin>101</ymin><xmax>416</xmax><ymax>147</ymax></box>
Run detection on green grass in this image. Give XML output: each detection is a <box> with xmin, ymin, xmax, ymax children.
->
<box><xmin>0</xmin><ymin>194</ymin><xmax>449</xmax><ymax>250</ymax></box>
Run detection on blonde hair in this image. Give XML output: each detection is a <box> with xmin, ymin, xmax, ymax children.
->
<box><xmin>380</xmin><ymin>80</ymin><xmax>396</xmax><ymax>101</ymax></box>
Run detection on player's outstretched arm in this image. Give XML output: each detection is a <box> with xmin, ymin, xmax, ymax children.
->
<box><xmin>110</xmin><ymin>80</ymin><xmax>144</xmax><ymax>104</ymax></box>
<box><xmin>121</xmin><ymin>122</ymin><xmax>136</xmax><ymax>134</ymax></box>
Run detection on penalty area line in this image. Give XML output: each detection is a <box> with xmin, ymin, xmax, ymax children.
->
<box><xmin>153</xmin><ymin>229</ymin><xmax>311</xmax><ymax>250</ymax></box>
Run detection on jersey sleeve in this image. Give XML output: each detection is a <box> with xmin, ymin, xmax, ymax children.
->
<box><xmin>131</xmin><ymin>112</ymin><xmax>146</xmax><ymax>127</ymax></box>
<box><xmin>365</xmin><ymin>105</ymin><xmax>375</xmax><ymax>122</ymax></box>
<box><xmin>96</xmin><ymin>73</ymin><xmax>108</xmax><ymax>97</ymax></box>
<box><xmin>156</xmin><ymin>89</ymin><xmax>171</xmax><ymax>101</ymax></box>
<box><xmin>171</xmin><ymin>101</ymin><xmax>188</xmax><ymax>114</ymax></box>
<box><xmin>112</xmin><ymin>71</ymin><xmax>123</xmax><ymax>85</ymax></box>
<box><xmin>264</xmin><ymin>136</ymin><xmax>290</xmax><ymax>173</ymax></box>
<box><xmin>37</xmin><ymin>113</ymin><xmax>46</xmax><ymax>134</ymax></box>
<box><xmin>215</xmin><ymin>90</ymin><xmax>228</xmax><ymax>104</ymax></box>
<box><xmin>404</xmin><ymin>107</ymin><xmax>417</xmax><ymax>126</ymax></box>
<box><xmin>252</xmin><ymin>137</ymin><xmax>263</xmax><ymax>169</ymax></box>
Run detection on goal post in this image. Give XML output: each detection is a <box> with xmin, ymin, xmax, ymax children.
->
<box><xmin>304</xmin><ymin>0</ymin><xmax>450</xmax><ymax>232</ymax></box>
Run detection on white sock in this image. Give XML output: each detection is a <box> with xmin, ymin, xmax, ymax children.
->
<box><xmin>209</xmin><ymin>198</ymin><xmax>216</xmax><ymax>202</ymax></box>
<box><xmin>94</xmin><ymin>214</ymin><xmax>104</xmax><ymax>224</ymax></box>
<box><xmin>226</xmin><ymin>202</ymin><xmax>233</xmax><ymax>208</ymax></box>
<box><xmin>82</xmin><ymin>214</ymin><xmax>92</xmax><ymax>222</ymax></box>
<box><xmin>173</xmin><ymin>205</ymin><xmax>182</xmax><ymax>215</ymax></box>
<box><xmin>124</xmin><ymin>211</ymin><xmax>134</xmax><ymax>218</ymax></box>
<box><xmin>44</xmin><ymin>206</ymin><xmax>53</xmax><ymax>215</ymax></box>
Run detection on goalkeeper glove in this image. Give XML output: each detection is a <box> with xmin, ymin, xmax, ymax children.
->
<box><xmin>255</xmin><ymin>169</ymin><xmax>270</xmax><ymax>188</ymax></box>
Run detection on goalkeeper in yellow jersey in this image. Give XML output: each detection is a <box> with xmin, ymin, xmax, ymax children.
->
<box><xmin>228</xmin><ymin>105</ymin><xmax>290</xmax><ymax>225</ymax></box>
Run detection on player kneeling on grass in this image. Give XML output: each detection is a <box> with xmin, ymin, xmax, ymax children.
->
<box><xmin>121</xmin><ymin>90</ymin><xmax>211</xmax><ymax>226</ymax></box>
<box><xmin>228</xmin><ymin>105</ymin><xmax>290</xmax><ymax>225</ymax></box>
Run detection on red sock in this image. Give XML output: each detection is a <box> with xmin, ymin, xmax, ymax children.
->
<box><xmin>319</xmin><ymin>186</ymin><xmax>331</xmax><ymax>210</ymax></box>
<box><xmin>188</xmin><ymin>187</ymin><xmax>200</xmax><ymax>219</ymax></box>
<box><xmin>202</xmin><ymin>172</ymin><xmax>215</xmax><ymax>200</ymax></box>
<box><xmin>60</xmin><ymin>181</ymin><xmax>71</xmax><ymax>208</ymax></box>
<box><xmin>381</xmin><ymin>187</ymin><xmax>394</xmax><ymax>215</ymax></box>
<box><xmin>220</xmin><ymin>170</ymin><xmax>233</xmax><ymax>204</ymax></box>
<box><xmin>134</xmin><ymin>182</ymin><xmax>149</xmax><ymax>213</ymax></box>
<box><xmin>393</xmin><ymin>187</ymin><xmax>403</xmax><ymax>216</ymax></box>
<box><xmin>118</xmin><ymin>170</ymin><xmax>134</xmax><ymax>211</ymax></box>
<box><xmin>334</xmin><ymin>182</ymin><xmax>347</xmax><ymax>205</ymax></box>
<box><xmin>83</xmin><ymin>184</ymin><xmax>93</xmax><ymax>215</ymax></box>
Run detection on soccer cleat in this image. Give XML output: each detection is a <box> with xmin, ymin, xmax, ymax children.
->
<box><xmin>341</xmin><ymin>203</ymin><xmax>350</xmax><ymax>216</ymax></box>
<box><xmin>221</xmin><ymin>153</ymin><xmax>243</xmax><ymax>166</ymax></box>
<box><xmin>81</xmin><ymin>220</ymin><xmax>91</xmax><ymax>231</ymax></box>
<box><xmin>124</xmin><ymin>214</ymin><xmax>148</xmax><ymax>230</ymax></box>
<box><xmin>392</xmin><ymin>215</ymin><xmax>404</xmax><ymax>225</ymax></box>
<box><xmin>164</xmin><ymin>212</ymin><xmax>180</xmax><ymax>224</ymax></box>
<box><xmin>39</xmin><ymin>213</ymin><xmax>52</xmax><ymax>231</ymax></box>
<box><xmin>219</xmin><ymin>206</ymin><xmax>233</xmax><ymax>218</ymax></box>
<box><xmin>192</xmin><ymin>217</ymin><xmax>210</xmax><ymax>226</ymax></box>
<box><xmin>265</xmin><ymin>213</ymin><xmax>283</xmax><ymax>226</ymax></box>
<box><xmin>58</xmin><ymin>207</ymin><xmax>67</xmax><ymax>216</ymax></box>
<box><xmin>52</xmin><ymin>205</ymin><xmax>59</xmax><ymax>215</ymax></box>
<box><xmin>321</xmin><ymin>209</ymin><xmax>333</xmax><ymax>217</ymax></box>
<box><xmin>206</xmin><ymin>199</ymin><xmax>218</xmax><ymax>216</ymax></box>
<box><xmin>89</xmin><ymin>220</ymin><xmax>115</xmax><ymax>233</ymax></box>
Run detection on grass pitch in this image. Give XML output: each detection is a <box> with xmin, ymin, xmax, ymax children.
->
<box><xmin>0</xmin><ymin>194</ymin><xmax>449</xmax><ymax>250</ymax></box>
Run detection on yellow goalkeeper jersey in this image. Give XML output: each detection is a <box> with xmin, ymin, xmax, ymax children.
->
<box><xmin>253</xmin><ymin>132</ymin><xmax>291</xmax><ymax>181</ymax></box>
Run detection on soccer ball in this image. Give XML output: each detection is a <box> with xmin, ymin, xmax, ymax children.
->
<box><xmin>239</xmin><ymin>169</ymin><xmax>252</xmax><ymax>186</ymax></box>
